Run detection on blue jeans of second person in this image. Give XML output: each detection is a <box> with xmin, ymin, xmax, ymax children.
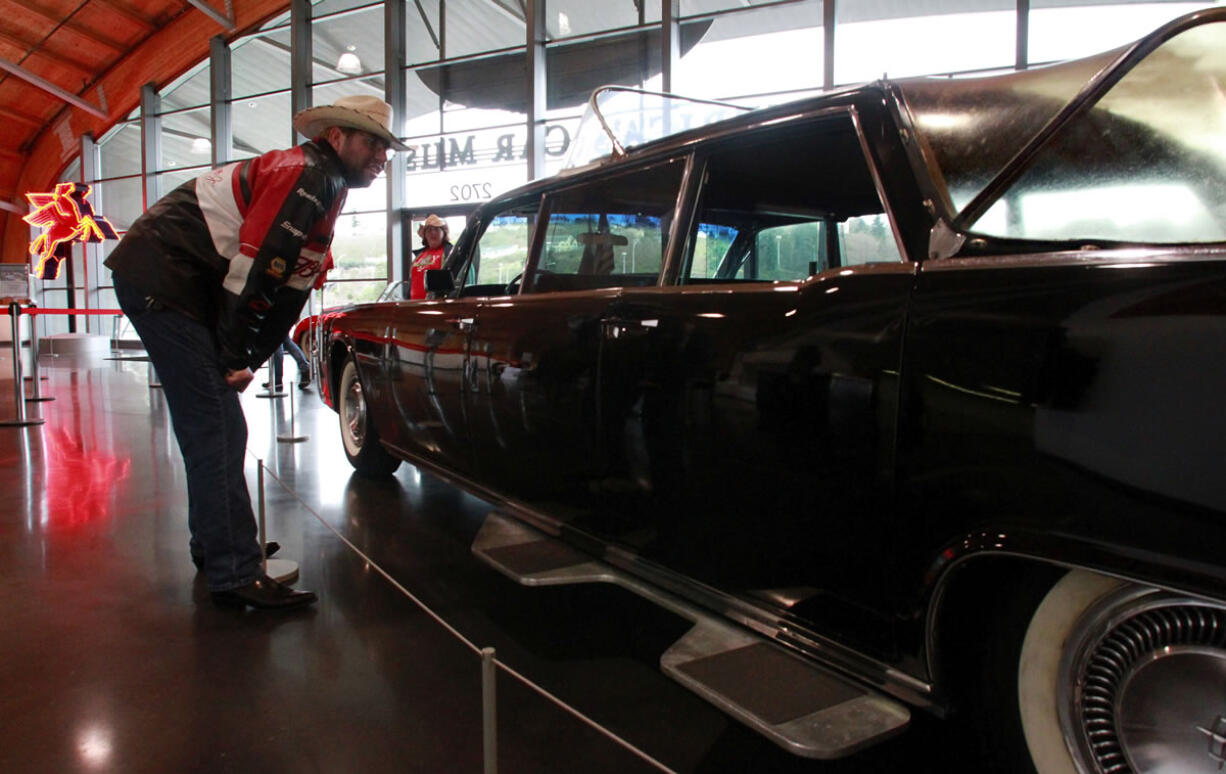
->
<box><xmin>114</xmin><ymin>275</ymin><xmax>262</xmax><ymax>592</ymax></box>
<box><xmin>270</xmin><ymin>335</ymin><xmax>309</xmax><ymax>386</ymax></box>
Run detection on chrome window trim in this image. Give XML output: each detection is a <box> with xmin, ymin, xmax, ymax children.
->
<box><xmin>672</xmin><ymin>102</ymin><xmax>913</xmax><ymax>284</ymax></box>
<box><xmin>848</xmin><ymin>103</ymin><xmax>914</xmax><ymax>265</ymax></box>
<box><xmin>660</xmin><ymin>151</ymin><xmax>704</xmax><ymax>287</ymax></box>
<box><xmin>920</xmin><ymin>245</ymin><xmax>1226</xmax><ymax>272</ymax></box>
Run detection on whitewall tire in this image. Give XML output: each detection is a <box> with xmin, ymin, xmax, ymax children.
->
<box><xmin>1017</xmin><ymin>569</ymin><xmax>1226</xmax><ymax>774</ymax></box>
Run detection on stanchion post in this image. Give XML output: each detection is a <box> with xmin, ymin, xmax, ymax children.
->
<box><xmin>257</xmin><ymin>460</ymin><xmax>267</xmax><ymax>577</ymax></box>
<box><xmin>254</xmin><ymin>457</ymin><xmax>300</xmax><ymax>584</ymax></box>
<box><xmin>8</xmin><ymin>303</ymin><xmax>23</xmax><ymax>421</ymax></box>
<box><xmin>482</xmin><ymin>647</ymin><xmax>498</xmax><ymax>774</ymax></box>
<box><xmin>26</xmin><ymin>311</ymin><xmax>53</xmax><ymax>403</ymax></box>
<box><xmin>276</xmin><ymin>379</ymin><xmax>308</xmax><ymax>443</ymax></box>
<box><xmin>312</xmin><ymin>286</ymin><xmax>324</xmax><ymax>387</ymax></box>
<box><xmin>1</xmin><ymin>302</ymin><xmax>44</xmax><ymax>427</ymax></box>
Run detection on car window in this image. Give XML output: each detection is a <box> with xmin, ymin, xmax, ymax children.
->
<box><xmin>527</xmin><ymin>159</ymin><xmax>684</xmax><ymax>294</ymax></box>
<box><xmin>683</xmin><ymin>113</ymin><xmax>903</xmax><ymax>283</ymax></box>
<box><xmin>462</xmin><ymin>205</ymin><xmax>538</xmax><ymax>296</ymax></box>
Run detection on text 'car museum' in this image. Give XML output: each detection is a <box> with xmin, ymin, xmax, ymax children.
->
<box><xmin>1</xmin><ymin>1</ymin><xmax>1223</xmax><ymax>772</ymax></box>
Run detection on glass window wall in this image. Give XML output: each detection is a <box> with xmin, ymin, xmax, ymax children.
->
<box><xmin>676</xmin><ymin>2</ymin><xmax>823</xmax><ymax>99</ymax></box>
<box><xmin>98</xmin><ymin>123</ymin><xmax>142</xmax><ymax>179</ymax></box>
<box><xmin>312</xmin><ymin>5</ymin><xmax>385</xmax><ymax>85</ymax></box>
<box><xmin>160</xmin><ymin>60</ymin><xmax>211</xmax><ymax>112</ymax></box>
<box><xmin>232</xmin><ymin>29</ymin><xmax>293</xmax><ymax>99</ymax></box>
<box><xmin>1029</xmin><ymin>1</ymin><xmax>1217</xmax><ymax>62</ymax></box>
<box><xmin>546</xmin><ymin>0</ymin><xmax>642</xmax><ymax>39</ymax></box>
<box><xmin>311</xmin><ymin>0</ymin><xmax>378</xmax><ymax>15</ymax></box>
<box><xmin>161</xmin><ymin>107</ymin><xmax>213</xmax><ymax>171</ymax></box>
<box><xmin>836</xmin><ymin>1</ymin><xmax>1016</xmax><ymax>84</ymax></box>
<box><xmin>328</xmin><ymin>210</ymin><xmax>390</xmax><ymax>305</ymax></box>
<box><xmin>233</xmin><ymin>91</ymin><xmax>294</xmax><ymax>158</ymax></box>
<box><xmin>442</xmin><ymin>0</ymin><xmax>522</xmax><ymax>59</ymax></box>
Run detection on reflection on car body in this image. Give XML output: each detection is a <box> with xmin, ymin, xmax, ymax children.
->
<box><xmin>316</xmin><ymin>10</ymin><xmax>1226</xmax><ymax>772</ymax></box>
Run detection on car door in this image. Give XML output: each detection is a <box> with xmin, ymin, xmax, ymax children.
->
<box><xmin>464</xmin><ymin>158</ymin><xmax>688</xmax><ymax>502</ymax></box>
<box><xmin>586</xmin><ymin>111</ymin><xmax>918</xmax><ymax>657</ymax></box>
<box><xmin>382</xmin><ymin>298</ymin><xmax>479</xmax><ymax>474</ymax></box>
<box><xmin>384</xmin><ymin>205</ymin><xmax>539</xmax><ymax>475</ymax></box>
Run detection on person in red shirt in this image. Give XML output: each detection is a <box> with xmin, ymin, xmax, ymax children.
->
<box><xmin>409</xmin><ymin>214</ymin><xmax>452</xmax><ymax>299</ymax></box>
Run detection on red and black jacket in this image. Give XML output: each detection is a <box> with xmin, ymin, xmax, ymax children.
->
<box><xmin>105</xmin><ymin>140</ymin><xmax>347</xmax><ymax>371</ymax></box>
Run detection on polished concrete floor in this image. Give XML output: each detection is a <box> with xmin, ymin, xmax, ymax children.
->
<box><xmin>0</xmin><ymin>345</ymin><xmax>960</xmax><ymax>773</ymax></box>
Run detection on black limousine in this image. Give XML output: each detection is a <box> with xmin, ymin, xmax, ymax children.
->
<box><xmin>316</xmin><ymin>10</ymin><xmax>1226</xmax><ymax>772</ymax></box>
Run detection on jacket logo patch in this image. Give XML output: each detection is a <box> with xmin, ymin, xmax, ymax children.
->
<box><xmin>281</xmin><ymin>220</ymin><xmax>306</xmax><ymax>239</ymax></box>
<box><xmin>293</xmin><ymin>255</ymin><xmax>322</xmax><ymax>278</ymax></box>
<box><xmin>296</xmin><ymin>187</ymin><xmax>324</xmax><ymax>211</ymax></box>
<box><xmin>266</xmin><ymin>257</ymin><xmax>287</xmax><ymax>278</ymax></box>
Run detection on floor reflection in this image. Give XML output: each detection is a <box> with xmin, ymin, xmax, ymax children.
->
<box><xmin>0</xmin><ymin>350</ymin><xmax>955</xmax><ymax>773</ymax></box>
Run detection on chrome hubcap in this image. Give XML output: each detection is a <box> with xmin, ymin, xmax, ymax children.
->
<box><xmin>1065</xmin><ymin>597</ymin><xmax>1226</xmax><ymax>773</ymax></box>
<box><xmin>343</xmin><ymin>378</ymin><xmax>366</xmax><ymax>448</ymax></box>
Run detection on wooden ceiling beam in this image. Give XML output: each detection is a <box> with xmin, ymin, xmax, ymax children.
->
<box><xmin>87</xmin><ymin>0</ymin><xmax>158</xmax><ymax>32</ymax></box>
<box><xmin>0</xmin><ymin>30</ymin><xmax>96</xmax><ymax>79</ymax></box>
<box><xmin>3</xmin><ymin>0</ymin><xmax>129</xmax><ymax>54</ymax></box>
<box><xmin>0</xmin><ymin>103</ymin><xmax>45</xmax><ymax>128</ymax></box>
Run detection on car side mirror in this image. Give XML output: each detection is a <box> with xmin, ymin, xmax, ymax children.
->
<box><xmin>424</xmin><ymin>269</ymin><xmax>455</xmax><ymax>294</ymax></box>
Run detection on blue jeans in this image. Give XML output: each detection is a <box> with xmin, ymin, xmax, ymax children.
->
<box><xmin>114</xmin><ymin>275</ymin><xmax>262</xmax><ymax>591</ymax></box>
<box><xmin>270</xmin><ymin>335</ymin><xmax>309</xmax><ymax>386</ymax></box>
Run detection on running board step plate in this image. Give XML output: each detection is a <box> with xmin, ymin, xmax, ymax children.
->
<box><xmin>471</xmin><ymin>511</ymin><xmax>910</xmax><ymax>759</ymax></box>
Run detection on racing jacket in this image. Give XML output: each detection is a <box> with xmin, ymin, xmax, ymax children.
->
<box><xmin>105</xmin><ymin>140</ymin><xmax>347</xmax><ymax>372</ymax></box>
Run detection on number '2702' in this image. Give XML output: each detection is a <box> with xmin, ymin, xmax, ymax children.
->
<box><xmin>450</xmin><ymin>183</ymin><xmax>493</xmax><ymax>202</ymax></box>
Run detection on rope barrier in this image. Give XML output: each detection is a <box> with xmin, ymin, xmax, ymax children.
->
<box><xmin>250</xmin><ymin>450</ymin><xmax>677</xmax><ymax>773</ymax></box>
<box><xmin>0</xmin><ymin>306</ymin><xmax>124</xmax><ymax>316</ymax></box>
<box><xmin>7</xmin><ymin>296</ymin><xmax>675</xmax><ymax>767</ymax></box>
<box><xmin>25</xmin><ymin>307</ymin><xmax>123</xmax><ymax>316</ymax></box>
<box><xmin>1</xmin><ymin>303</ymin><xmax>130</xmax><ymax>425</ymax></box>
<box><xmin>0</xmin><ymin>300</ymin><xmax>43</xmax><ymax>427</ymax></box>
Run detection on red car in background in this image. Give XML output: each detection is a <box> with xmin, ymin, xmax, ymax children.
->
<box><xmin>291</xmin><ymin>279</ymin><xmax>411</xmax><ymax>357</ymax></box>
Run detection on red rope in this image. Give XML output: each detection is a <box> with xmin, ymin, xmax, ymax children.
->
<box><xmin>20</xmin><ymin>308</ymin><xmax>124</xmax><ymax>316</ymax></box>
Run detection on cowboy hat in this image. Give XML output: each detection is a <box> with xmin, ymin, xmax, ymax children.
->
<box><xmin>417</xmin><ymin>214</ymin><xmax>449</xmax><ymax>239</ymax></box>
<box><xmin>293</xmin><ymin>95</ymin><xmax>407</xmax><ymax>151</ymax></box>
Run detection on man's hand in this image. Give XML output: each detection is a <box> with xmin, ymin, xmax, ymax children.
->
<box><xmin>225</xmin><ymin>368</ymin><xmax>255</xmax><ymax>392</ymax></box>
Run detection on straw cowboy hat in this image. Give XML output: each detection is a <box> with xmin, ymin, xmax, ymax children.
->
<box><xmin>417</xmin><ymin>214</ymin><xmax>449</xmax><ymax>240</ymax></box>
<box><xmin>293</xmin><ymin>95</ymin><xmax>408</xmax><ymax>151</ymax></box>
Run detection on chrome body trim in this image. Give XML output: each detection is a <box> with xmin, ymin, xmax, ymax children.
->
<box><xmin>922</xmin><ymin>245</ymin><xmax>1226</xmax><ymax>271</ymax></box>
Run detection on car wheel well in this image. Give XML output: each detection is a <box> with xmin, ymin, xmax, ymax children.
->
<box><xmin>927</xmin><ymin>557</ymin><xmax>1064</xmax><ymax>772</ymax></box>
<box><xmin>929</xmin><ymin>557</ymin><xmax>1064</xmax><ymax>707</ymax></box>
<box><xmin>327</xmin><ymin>341</ymin><xmax>351</xmax><ymax>401</ymax></box>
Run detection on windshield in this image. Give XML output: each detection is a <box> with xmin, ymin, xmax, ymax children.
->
<box><xmin>900</xmin><ymin>50</ymin><xmax>1115</xmax><ymax>215</ymax></box>
<box><xmin>564</xmin><ymin>86</ymin><xmax>752</xmax><ymax>167</ymax></box>
<box><xmin>972</xmin><ymin>20</ymin><xmax>1226</xmax><ymax>243</ymax></box>
<box><xmin>904</xmin><ymin>11</ymin><xmax>1226</xmax><ymax>245</ymax></box>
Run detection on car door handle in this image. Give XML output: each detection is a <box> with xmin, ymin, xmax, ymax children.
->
<box><xmin>601</xmin><ymin>317</ymin><xmax>657</xmax><ymax>339</ymax></box>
